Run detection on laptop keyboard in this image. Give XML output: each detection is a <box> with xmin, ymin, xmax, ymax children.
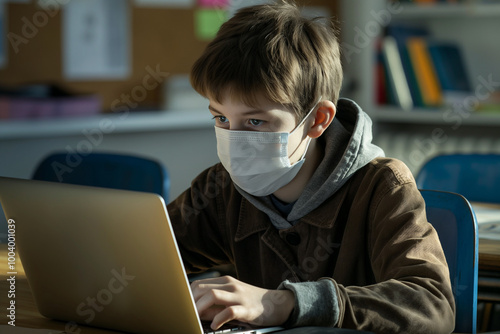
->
<box><xmin>202</xmin><ymin>321</ymin><xmax>247</xmax><ymax>333</ymax></box>
<box><xmin>204</xmin><ymin>328</ymin><xmax>246</xmax><ymax>334</ymax></box>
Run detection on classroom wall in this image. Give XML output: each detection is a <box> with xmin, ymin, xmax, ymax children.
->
<box><xmin>0</xmin><ymin>0</ymin><xmax>340</xmax><ymax>241</ymax></box>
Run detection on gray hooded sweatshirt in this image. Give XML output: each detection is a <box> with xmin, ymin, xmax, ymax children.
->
<box><xmin>235</xmin><ymin>98</ymin><xmax>385</xmax><ymax>327</ymax></box>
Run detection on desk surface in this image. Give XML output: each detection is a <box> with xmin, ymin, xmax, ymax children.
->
<box><xmin>471</xmin><ymin>203</ymin><xmax>500</xmax><ymax>272</ymax></box>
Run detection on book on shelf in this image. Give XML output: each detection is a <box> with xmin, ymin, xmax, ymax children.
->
<box><xmin>375</xmin><ymin>39</ymin><xmax>389</xmax><ymax>106</ymax></box>
<box><xmin>385</xmin><ymin>24</ymin><xmax>429</xmax><ymax>108</ymax></box>
<box><xmin>406</xmin><ymin>37</ymin><xmax>443</xmax><ymax>107</ymax></box>
<box><xmin>0</xmin><ymin>95</ymin><xmax>102</xmax><ymax>120</ymax></box>
<box><xmin>381</xmin><ymin>36</ymin><xmax>413</xmax><ymax>111</ymax></box>
<box><xmin>378</xmin><ymin>23</ymin><xmax>474</xmax><ymax>111</ymax></box>
<box><xmin>427</xmin><ymin>40</ymin><xmax>473</xmax><ymax>105</ymax></box>
<box><xmin>0</xmin><ymin>84</ymin><xmax>102</xmax><ymax>120</ymax></box>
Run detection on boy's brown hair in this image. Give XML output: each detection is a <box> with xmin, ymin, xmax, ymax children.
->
<box><xmin>190</xmin><ymin>0</ymin><xmax>343</xmax><ymax>121</ymax></box>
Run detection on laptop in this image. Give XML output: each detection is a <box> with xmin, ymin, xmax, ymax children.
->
<box><xmin>0</xmin><ymin>176</ymin><xmax>283</xmax><ymax>334</ymax></box>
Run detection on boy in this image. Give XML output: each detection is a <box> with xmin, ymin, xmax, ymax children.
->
<box><xmin>167</xmin><ymin>1</ymin><xmax>455</xmax><ymax>333</ymax></box>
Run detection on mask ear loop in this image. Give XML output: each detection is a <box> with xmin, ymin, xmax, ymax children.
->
<box><xmin>288</xmin><ymin>96</ymin><xmax>323</xmax><ymax>162</ymax></box>
<box><xmin>290</xmin><ymin>96</ymin><xmax>323</xmax><ymax>135</ymax></box>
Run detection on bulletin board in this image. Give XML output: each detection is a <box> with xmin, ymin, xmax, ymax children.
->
<box><xmin>0</xmin><ymin>0</ymin><xmax>339</xmax><ymax>113</ymax></box>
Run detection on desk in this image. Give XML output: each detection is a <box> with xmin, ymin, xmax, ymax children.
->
<box><xmin>478</xmin><ymin>238</ymin><xmax>500</xmax><ymax>305</ymax></box>
<box><xmin>472</xmin><ymin>203</ymin><xmax>500</xmax><ymax>331</ymax></box>
<box><xmin>478</xmin><ymin>238</ymin><xmax>500</xmax><ymax>273</ymax></box>
<box><xmin>472</xmin><ymin>203</ymin><xmax>500</xmax><ymax>301</ymax></box>
<box><xmin>1</xmin><ymin>242</ymin><xmax>499</xmax><ymax>333</ymax></box>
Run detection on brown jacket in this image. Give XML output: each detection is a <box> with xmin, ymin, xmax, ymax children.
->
<box><xmin>167</xmin><ymin>157</ymin><xmax>455</xmax><ymax>334</ymax></box>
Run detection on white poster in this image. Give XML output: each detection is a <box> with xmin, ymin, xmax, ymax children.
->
<box><xmin>63</xmin><ymin>0</ymin><xmax>130</xmax><ymax>80</ymax></box>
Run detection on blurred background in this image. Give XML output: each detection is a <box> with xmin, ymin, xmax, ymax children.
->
<box><xmin>2</xmin><ymin>0</ymin><xmax>500</xmax><ymax>228</ymax></box>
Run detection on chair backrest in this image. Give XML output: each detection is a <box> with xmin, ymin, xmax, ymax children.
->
<box><xmin>32</xmin><ymin>152</ymin><xmax>170</xmax><ymax>203</ymax></box>
<box><xmin>416</xmin><ymin>153</ymin><xmax>500</xmax><ymax>204</ymax></box>
<box><xmin>420</xmin><ymin>189</ymin><xmax>478</xmax><ymax>334</ymax></box>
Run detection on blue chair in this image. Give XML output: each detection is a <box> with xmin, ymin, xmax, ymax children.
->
<box><xmin>32</xmin><ymin>152</ymin><xmax>170</xmax><ymax>203</ymax></box>
<box><xmin>416</xmin><ymin>154</ymin><xmax>500</xmax><ymax>204</ymax></box>
<box><xmin>420</xmin><ymin>189</ymin><xmax>478</xmax><ymax>334</ymax></box>
<box><xmin>416</xmin><ymin>153</ymin><xmax>500</xmax><ymax>331</ymax></box>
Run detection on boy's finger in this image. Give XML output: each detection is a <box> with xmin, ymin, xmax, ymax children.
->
<box><xmin>211</xmin><ymin>305</ymin><xmax>248</xmax><ymax>330</ymax></box>
<box><xmin>198</xmin><ymin>305</ymin><xmax>225</xmax><ymax>321</ymax></box>
<box><xmin>190</xmin><ymin>275</ymin><xmax>236</xmax><ymax>292</ymax></box>
<box><xmin>191</xmin><ymin>282</ymin><xmax>236</xmax><ymax>301</ymax></box>
<box><xmin>195</xmin><ymin>288</ymin><xmax>237</xmax><ymax>314</ymax></box>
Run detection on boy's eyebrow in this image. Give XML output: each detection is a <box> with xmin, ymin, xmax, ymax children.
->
<box><xmin>208</xmin><ymin>105</ymin><xmax>221</xmax><ymax>113</ymax></box>
<box><xmin>208</xmin><ymin>104</ymin><xmax>266</xmax><ymax>116</ymax></box>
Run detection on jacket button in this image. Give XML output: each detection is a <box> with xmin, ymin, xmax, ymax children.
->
<box><xmin>286</xmin><ymin>232</ymin><xmax>301</xmax><ymax>246</ymax></box>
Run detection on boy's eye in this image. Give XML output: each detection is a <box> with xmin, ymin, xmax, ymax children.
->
<box><xmin>249</xmin><ymin>119</ymin><xmax>264</xmax><ymax>126</ymax></box>
<box><xmin>213</xmin><ymin>116</ymin><xmax>228</xmax><ymax>124</ymax></box>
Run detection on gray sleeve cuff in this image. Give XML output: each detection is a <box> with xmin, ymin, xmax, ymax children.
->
<box><xmin>277</xmin><ymin>278</ymin><xmax>340</xmax><ymax>328</ymax></box>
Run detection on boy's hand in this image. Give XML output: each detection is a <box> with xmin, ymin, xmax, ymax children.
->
<box><xmin>190</xmin><ymin>275</ymin><xmax>294</xmax><ymax>330</ymax></box>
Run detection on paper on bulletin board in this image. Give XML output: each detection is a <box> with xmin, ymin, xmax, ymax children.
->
<box><xmin>62</xmin><ymin>0</ymin><xmax>130</xmax><ymax>80</ymax></box>
<box><xmin>134</xmin><ymin>0</ymin><xmax>194</xmax><ymax>7</ymax></box>
<box><xmin>198</xmin><ymin>0</ymin><xmax>230</xmax><ymax>8</ymax></box>
<box><xmin>194</xmin><ymin>8</ymin><xmax>227</xmax><ymax>40</ymax></box>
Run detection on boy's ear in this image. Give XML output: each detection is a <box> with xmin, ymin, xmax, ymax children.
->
<box><xmin>307</xmin><ymin>100</ymin><xmax>336</xmax><ymax>138</ymax></box>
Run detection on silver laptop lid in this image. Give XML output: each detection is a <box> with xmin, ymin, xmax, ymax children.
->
<box><xmin>0</xmin><ymin>176</ymin><xmax>204</xmax><ymax>334</ymax></box>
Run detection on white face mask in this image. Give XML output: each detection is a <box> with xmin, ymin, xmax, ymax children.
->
<box><xmin>214</xmin><ymin>99</ymin><xmax>320</xmax><ymax>196</ymax></box>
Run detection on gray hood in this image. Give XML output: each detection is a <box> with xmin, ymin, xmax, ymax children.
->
<box><xmin>237</xmin><ymin>98</ymin><xmax>385</xmax><ymax>229</ymax></box>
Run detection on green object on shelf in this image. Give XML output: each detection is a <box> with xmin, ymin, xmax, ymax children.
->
<box><xmin>476</xmin><ymin>105</ymin><xmax>500</xmax><ymax>113</ymax></box>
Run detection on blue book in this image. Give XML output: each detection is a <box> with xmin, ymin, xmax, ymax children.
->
<box><xmin>427</xmin><ymin>42</ymin><xmax>472</xmax><ymax>93</ymax></box>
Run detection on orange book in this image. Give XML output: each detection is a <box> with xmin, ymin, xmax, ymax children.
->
<box><xmin>406</xmin><ymin>37</ymin><xmax>442</xmax><ymax>107</ymax></box>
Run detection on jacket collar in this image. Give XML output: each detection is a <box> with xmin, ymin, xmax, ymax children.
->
<box><xmin>234</xmin><ymin>181</ymin><xmax>350</xmax><ymax>242</ymax></box>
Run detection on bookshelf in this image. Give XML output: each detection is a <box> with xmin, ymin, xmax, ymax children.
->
<box><xmin>369</xmin><ymin>107</ymin><xmax>500</xmax><ymax>127</ymax></box>
<box><xmin>394</xmin><ymin>2</ymin><xmax>500</xmax><ymax>19</ymax></box>
<box><xmin>340</xmin><ymin>0</ymin><xmax>500</xmax><ymax>172</ymax></box>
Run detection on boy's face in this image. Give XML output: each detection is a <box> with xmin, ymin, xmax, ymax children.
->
<box><xmin>208</xmin><ymin>91</ymin><xmax>312</xmax><ymax>165</ymax></box>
